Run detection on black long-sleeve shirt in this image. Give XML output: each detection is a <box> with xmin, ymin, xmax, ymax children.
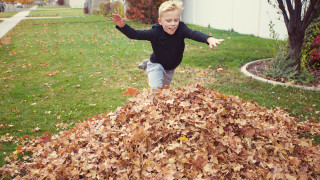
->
<box><xmin>116</xmin><ymin>21</ymin><xmax>210</xmax><ymax>70</ymax></box>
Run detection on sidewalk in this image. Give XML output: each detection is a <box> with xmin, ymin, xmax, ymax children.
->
<box><xmin>0</xmin><ymin>6</ymin><xmax>37</xmax><ymax>39</ymax></box>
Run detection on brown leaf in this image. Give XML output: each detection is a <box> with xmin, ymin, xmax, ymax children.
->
<box><xmin>124</xmin><ymin>87</ymin><xmax>138</xmax><ymax>96</ymax></box>
<box><xmin>243</xmin><ymin>128</ymin><xmax>256</xmax><ymax>137</ymax></box>
<box><xmin>1</xmin><ymin>84</ymin><xmax>320</xmax><ymax>179</ymax></box>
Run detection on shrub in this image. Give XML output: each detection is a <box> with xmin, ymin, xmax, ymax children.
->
<box><xmin>84</xmin><ymin>1</ymin><xmax>89</xmax><ymax>14</ymax></box>
<box><xmin>57</xmin><ymin>0</ymin><xmax>64</xmax><ymax>6</ymax></box>
<box><xmin>126</xmin><ymin>0</ymin><xmax>166</xmax><ymax>24</ymax></box>
<box><xmin>265</xmin><ymin>46</ymin><xmax>298</xmax><ymax>80</ymax></box>
<box><xmin>99</xmin><ymin>1</ymin><xmax>123</xmax><ymax>17</ymax></box>
<box><xmin>309</xmin><ymin>35</ymin><xmax>320</xmax><ymax>68</ymax></box>
<box><xmin>93</xmin><ymin>8</ymin><xmax>101</xmax><ymax>15</ymax></box>
<box><xmin>84</xmin><ymin>7</ymin><xmax>89</xmax><ymax>14</ymax></box>
<box><xmin>99</xmin><ymin>1</ymin><xmax>111</xmax><ymax>17</ymax></box>
<box><xmin>110</xmin><ymin>1</ymin><xmax>124</xmax><ymax>17</ymax></box>
<box><xmin>300</xmin><ymin>11</ymin><xmax>320</xmax><ymax>70</ymax></box>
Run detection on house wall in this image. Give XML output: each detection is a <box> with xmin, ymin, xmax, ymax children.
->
<box><xmin>181</xmin><ymin>0</ymin><xmax>287</xmax><ymax>40</ymax></box>
<box><xmin>68</xmin><ymin>0</ymin><xmax>85</xmax><ymax>8</ymax></box>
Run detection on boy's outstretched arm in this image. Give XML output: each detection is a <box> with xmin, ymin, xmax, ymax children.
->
<box><xmin>207</xmin><ymin>37</ymin><xmax>224</xmax><ymax>49</ymax></box>
<box><xmin>110</xmin><ymin>14</ymin><xmax>126</xmax><ymax>28</ymax></box>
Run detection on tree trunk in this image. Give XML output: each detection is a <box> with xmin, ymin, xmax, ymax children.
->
<box><xmin>148</xmin><ymin>0</ymin><xmax>153</xmax><ymax>21</ymax></box>
<box><xmin>287</xmin><ymin>28</ymin><xmax>305</xmax><ymax>71</ymax></box>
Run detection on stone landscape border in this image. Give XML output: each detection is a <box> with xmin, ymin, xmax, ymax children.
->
<box><xmin>240</xmin><ymin>59</ymin><xmax>320</xmax><ymax>91</ymax></box>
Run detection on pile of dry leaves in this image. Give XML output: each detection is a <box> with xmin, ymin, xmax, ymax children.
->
<box><xmin>1</xmin><ymin>84</ymin><xmax>320</xmax><ymax>179</ymax></box>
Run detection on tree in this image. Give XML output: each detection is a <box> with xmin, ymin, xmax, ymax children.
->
<box><xmin>57</xmin><ymin>0</ymin><xmax>64</xmax><ymax>6</ymax></box>
<box><xmin>126</xmin><ymin>0</ymin><xmax>166</xmax><ymax>24</ymax></box>
<box><xmin>269</xmin><ymin>0</ymin><xmax>320</xmax><ymax>71</ymax></box>
<box><xmin>18</xmin><ymin>0</ymin><xmax>36</xmax><ymax>5</ymax></box>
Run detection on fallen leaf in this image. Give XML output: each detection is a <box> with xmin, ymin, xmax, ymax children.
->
<box><xmin>217</xmin><ymin>68</ymin><xmax>224</xmax><ymax>72</ymax></box>
<box><xmin>46</xmin><ymin>70</ymin><xmax>59</xmax><ymax>76</ymax></box>
<box><xmin>178</xmin><ymin>136</ymin><xmax>187</xmax><ymax>141</ymax></box>
<box><xmin>31</xmin><ymin>127</ymin><xmax>40</xmax><ymax>132</ymax></box>
<box><xmin>124</xmin><ymin>87</ymin><xmax>138</xmax><ymax>96</ymax></box>
<box><xmin>1</xmin><ymin>84</ymin><xmax>320</xmax><ymax>179</ymax></box>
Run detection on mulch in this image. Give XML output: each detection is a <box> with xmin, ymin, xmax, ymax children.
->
<box><xmin>246</xmin><ymin>59</ymin><xmax>320</xmax><ymax>88</ymax></box>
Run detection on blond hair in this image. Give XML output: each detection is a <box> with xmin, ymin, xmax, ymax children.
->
<box><xmin>158</xmin><ymin>0</ymin><xmax>183</xmax><ymax>18</ymax></box>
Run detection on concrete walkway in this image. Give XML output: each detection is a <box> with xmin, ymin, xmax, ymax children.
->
<box><xmin>0</xmin><ymin>6</ymin><xmax>38</xmax><ymax>39</ymax></box>
<box><xmin>0</xmin><ymin>6</ymin><xmax>63</xmax><ymax>39</ymax></box>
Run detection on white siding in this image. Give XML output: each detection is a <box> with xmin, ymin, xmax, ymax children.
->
<box><xmin>68</xmin><ymin>0</ymin><xmax>85</xmax><ymax>8</ymax></box>
<box><xmin>181</xmin><ymin>0</ymin><xmax>287</xmax><ymax>39</ymax></box>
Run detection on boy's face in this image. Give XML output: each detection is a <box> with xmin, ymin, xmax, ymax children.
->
<box><xmin>158</xmin><ymin>9</ymin><xmax>180</xmax><ymax>35</ymax></box>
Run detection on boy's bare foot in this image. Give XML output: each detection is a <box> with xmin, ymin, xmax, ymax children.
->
<box><xmin>138</xmin><ymin>59</ymin><xmax>149</xmax><ymax>70</ymax></box>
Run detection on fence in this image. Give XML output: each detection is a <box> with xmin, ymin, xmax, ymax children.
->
<box><xmin>181</xmin><ymin>0</ymin><xmax>287</xmax><ymax>40</ymax></box>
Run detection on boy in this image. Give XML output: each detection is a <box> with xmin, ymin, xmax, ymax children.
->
<box><xmin>111</xmin><ymin>0</ymin><xmax>224</xmax><ymax>90</ymax></box>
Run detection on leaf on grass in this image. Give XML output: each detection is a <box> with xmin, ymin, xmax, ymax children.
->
<box><xmin>22</xmin><ymin>63</ymin><xmax>31</xmax><ymax>68</ymax></box>
<box><xmin>31</xmin><ymin>127</ymin><xmax>40</xmax><ymax>132</ymax></box>
<box><xmin>39</xmin><ymin>62</ymin><xmax>48</xmax><ymax>67</ymax></box>
<box><xmin>124</xmin><ymin>87</ymin><xmax>138</xmax><ymax>96</ymax></box>
<box><xmin>0</xmin><ymin>124</ymin><xmax>8</xmax><ymax>129</ymax></box>
<box><xmin>9</xmin><ymin>50</ymin><xmax>16</xmax><ymax>55</ymax></box>
<box><xmin>46</xmin><ymin>70</ymin><xmax>59</xmax><ymax>76</ymax></box>
<box><xmin>0</xmin><ymin>135</ymin><xmax>14</xmax><ymax>142</ymax></box>
<box><xmin>16</xmin><ymin>145</ymin><xmax>23</xmax><ymax>154</ymax></box>
<box><xmin>217</xmin><ymin>67</ymin><xmax>224</xmax><ymax>72</ymax></box>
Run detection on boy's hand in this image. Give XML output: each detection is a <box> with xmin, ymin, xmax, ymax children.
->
<box><xmin>207</xmin><ymin>37</ymin><xmax>224</xmax><ymax>49</ymax></box>
<box><xmin>110</xmin><ymin>14</ymin><xmax>126</xmax><ymax>28</ymax></box>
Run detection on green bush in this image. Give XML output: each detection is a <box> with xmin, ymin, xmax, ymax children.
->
<box><xmin>99</xmin><ymin>1</ymin><xmax>123</xmax><ymax>17</ymax></box>
<box><xmin>300</xmin><ymin>11</ymin><xmax>320</xmax><ymax>70</ymax></box>
<box><xmin>99</xmin><ymin>1</ymin><xmax>111</xmax><ymax>17</ymax></box>
<box><xmin>93</xmin><ymin>8</ymin><xmax>101</xmax><ymax>15</ymax></box>
<box><xmin>111</xmin><ymin>1</ymin><xmax>124</xmax><ymax>17</ymax></box>
<box><xmin>265</xmin><ymin>46</ymin><xmax>298</xmax><ymax>80</ymax></box>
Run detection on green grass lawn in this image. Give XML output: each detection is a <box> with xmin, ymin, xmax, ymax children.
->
<box><xmin>0</xmin><ymin>11</ymin><xmax>319</xmax><ymax>167</ymax></box>
<box><xmin>29</xmin><ymin>8</ymin><xmax>84</xmax><ymax>17</ymax></box>
<box><xmin>37</xmin><ymin>5</ymin><xmax>71</xmax><ymax>9</ymax></box>
<box><xmin>0</xmin><ymin>11</ymin><xmax>18</xmax><ymax>18</ymax></box>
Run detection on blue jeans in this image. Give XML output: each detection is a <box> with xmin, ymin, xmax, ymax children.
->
<box><xmin>146</xmin><ymin>61</ymin><xmax>175</xmax><ymax>90</ymax></box>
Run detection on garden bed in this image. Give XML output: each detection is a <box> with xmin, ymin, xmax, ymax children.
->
<box><xmin>246</xmin><ymin>59</ymin><xmax>320</xmax><ymax>88</ymax></box>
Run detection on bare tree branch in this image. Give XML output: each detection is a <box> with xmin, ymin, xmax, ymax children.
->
<box><xmin>277</xmin><ymin>0</ymin><xmax>290</xmax><ymax>27</ymax></box>
<box><xmin>285</xmin><ymin>0</ymin><xmax>294</xmax><ymax>16</ymax></box>
<box><xmin>295</xmin><ymin>0</ymin><xmax>302</xmax><ymax>22</ymax></box>
<box><xmin>302</xmin><ymin>0</ymin><xmax>319</xmax><ymax>30</ymax></box>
